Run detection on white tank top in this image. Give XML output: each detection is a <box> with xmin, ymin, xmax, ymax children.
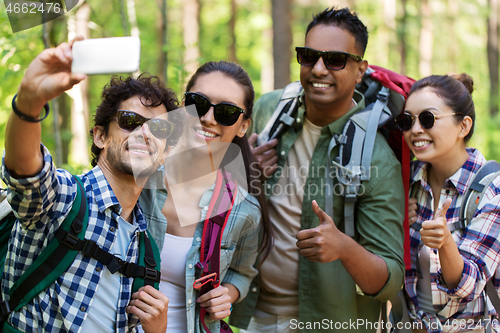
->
<box><xmin>137</xmin><ymin>232</ymin><xmax>193</xmax><ymax>333</ymax></box>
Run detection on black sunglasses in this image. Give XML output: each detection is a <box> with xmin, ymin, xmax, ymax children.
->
<box><xmin>115</xmin><ymin>110</ymin><xmax>175</xmax><ymax>139</ymax></box>
<box><xmin>396</xmin><ymin>110</ymin><xmax>463</xmax><ymax>131</ymax></box>
<box><xmin>295</xmin><ymin>47</ymin><xmax>363</xmax><ymax>70</ymax></box>
<box><xmin>184</xmin><ymin>92</ymin><xmax>246</xmax><ymax>126</ymax></box>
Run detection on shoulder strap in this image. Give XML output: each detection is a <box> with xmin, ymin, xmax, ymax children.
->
<box><xmin>132</xmin><ymin>230</ymin><xmax>162</xmax><ymax>293</ymax></box>
<box><xmin>0</xmin><ymin>175</ymin><xmax>88</xmax><ymax>319</ymax></box>
<box><xmin>194</xmin><ymin>169</ymin><xmax>237</xmax><ymax>333</ymax></box>
<box><xmin>1</xmin><ymin>175</ymin><xmax>163</xmax><ymax>323</ymax></box>
<box><xmin>256</xmin><ymin>81</ymin><xmax>302</xmax><ymax>146</ymax></box>
<box><xmin>449</xmin><ymin>160</ymin><xmax>500</xmax><ymax>232</ymax></box>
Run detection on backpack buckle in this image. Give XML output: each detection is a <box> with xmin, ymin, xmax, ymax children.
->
<box><xmin>61</xmin><ymin>232</ymin><xmax>79</xmax><ymax>249</ymax></box>
<box><xmin>377</xmin><ymin>89</ymin><xmax>390</xmax><ymax>102</ymax></box>
<box><xmin>145</xmin><ymin>268</ymin><xmax>160</xmax><ymax>282</ymax></box>
<box><xmin>81</xmin><ymin>240</ymin><xmax>99</xmax><ymax>257</ymax></box>
<box><xmin>193</xmin><ymin>272</ymin><xmax>218</xmax><ymax>290</ymax></box>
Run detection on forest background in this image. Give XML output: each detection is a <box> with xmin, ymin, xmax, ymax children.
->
<box><xmin>0</xmin><ymin>0</ymin><xmax>499</xmax><ymax>331</ymax></box>
<box><xmin>0</xmin><ymin>0</ymin><xmax>499</xmax><ymax>174</ymax></box>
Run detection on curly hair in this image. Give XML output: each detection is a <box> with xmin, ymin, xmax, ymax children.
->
<box><xmin>90</xmin><ymin>73</ymin><xmax>182</xmax><ymax>167</ymax></box>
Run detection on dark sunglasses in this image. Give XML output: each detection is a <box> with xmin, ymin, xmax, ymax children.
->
<box><xmin>396</xmin><ymin>110</ymin><xmax>463</xmax><ymax>131</ymax></box>
<box><xmin>295</xmin><ymin>47</ymin><xmax>363</xmax><ymax>70</ymax></box>
<box><xmin>184</xmin><ymin>92</ymin><xmax>246</xmax><ymax>126</ymax></box>
<box><xmin>115</xmin><ymin>110</ymin><xmax>175</xmax><ymax>139</ymax></box>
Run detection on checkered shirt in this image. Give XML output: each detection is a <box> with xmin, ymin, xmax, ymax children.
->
<box><xmin>1</xmin><ymin>145</ymin><xmax>147</xmax><ymax>333</ymax></box>
<box><xmin>405</xmin><ymin>148</ymin><xmax>500</xmax><ymax>333</ymax></box>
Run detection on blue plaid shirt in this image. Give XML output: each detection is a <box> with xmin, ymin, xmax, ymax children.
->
<box><xmin>405</xmin><ymin>148</ymin><xmax>500</xmax><ymax>333</ymax></box>
<box><xmin>1</xmin><ymin>145</ymin><xmax>147</xmax><ymax>333</ymax></box>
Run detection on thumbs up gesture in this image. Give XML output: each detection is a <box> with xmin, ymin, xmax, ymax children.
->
<box><xmin>296</xmin><ymin>200</ymin><xmax>345</xmax><ymax>263</ymax></box>
<box><xmin>420</xmin><ymin>198</ymin><xmax>453</xmax><ymax>249</ymax></box>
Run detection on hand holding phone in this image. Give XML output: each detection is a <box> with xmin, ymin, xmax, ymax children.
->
<box><xmin>71</xmin><ymin>37</ymin><xmax>140</xmax><ymax>75</ymax></box>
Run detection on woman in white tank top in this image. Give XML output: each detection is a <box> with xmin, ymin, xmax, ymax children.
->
<box><xmin>139</xmin><ymin>61</ymin><xmax>273</xmax><ymax>333</ymax></box>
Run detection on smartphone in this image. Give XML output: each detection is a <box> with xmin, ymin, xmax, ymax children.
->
<box><xmin>71</xmin><ymin>37</ymin><xmax>140</xmax><ymax>75</ymax></box>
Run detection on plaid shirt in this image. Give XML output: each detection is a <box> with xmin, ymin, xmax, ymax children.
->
<box><xmin>1</xmin><ymin>145</ymin><xmax>147</xmax><ymax>333</ymax></box>
<box><xmin>405</xmin><ymin>148</ymin><xmax>500</xmax><ymax>333</ymax></box>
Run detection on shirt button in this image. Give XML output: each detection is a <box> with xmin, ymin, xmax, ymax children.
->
<box><xmin>296</xmin><ymin>118</ymin><xmax>301</xmax><ymax>123</ymax></box>
<box><xmin>109</xmin><ymin>226</ymin><xmax>115</xmax><ymax>232</ymax></box>
<box><xmin>80</xmin><ymin>306</ymin><xmax>86</xmax><ymax>312</ymax></box>
<box><xmin>203</xmin><ymin>206</ymin><xmax>208</xmax><ymax>210</ymax></box>
<box><xmin>281</xmin><ymin>151</ymin><xmax>285</xmax><ymax>156</ymax></box>
<box><xmin>266</xmin><ymin>184</ymin><xmax>271</xmax><ymax>189</ymax></box>
<box><xmin>196</xmin><ymin>237</ymin><xmax>201</xmax><ymax>242</ymax></box>
<box><xmin>188</xmin><ymin>299</ymin><xmax>192</xmax><ymax>305</ymax></box>
<box><xmin>445</xmin><ymin>190</ymin><xmax>450</xmax><ymax>194</ymax></box>
<box><xmin>188</xmin><ymin>264</ymin><xmax>193</xmax><ymax>269</ymax></box>
<box><xmin>95</xmin><ymin>267</ymin><xmax>101</xmax><ymax>272</ymax></box>
<box><xmin>252</xmin><ymin>287</ymin><xmax>257</xmax><ymax>293</ymax></box>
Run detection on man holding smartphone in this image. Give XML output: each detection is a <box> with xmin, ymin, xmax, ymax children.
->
<box><xmin>1</xmin><ymin>37</ymin><xmax>180</xmax><ymax>333</ymax></box>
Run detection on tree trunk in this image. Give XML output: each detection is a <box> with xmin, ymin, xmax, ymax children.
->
<box><xmin>447</xmin><ymin>0</ymin><xmax>458</xmax><ymax>74</ymax></box>
<box><xmin>182</xmin><ymin>0</ymin><xmax>200</xmax><ymax>77</ymax></box>
<box><xmin>272</xmin><ymin>0</ymin><xmax>292</xmax><ymax>89</ymax></box>
<box><xmin>126</xmin><ymin>0</ymin><xmax>140</xmax><ymax>77</ymax></box>
<box><xmin>158</xmin><ymin>0</ymin><xmax>168</xmax><ymax>83</ymax></box>
<box><xmin>398</xmin><ymin>0</ymin><xmax>408</xmax><ymax>75</ymax></box>
<box><xmin>381</xmin><ymin>0</ymin><xmax>397</xmax><ymax>67</ymax></box>
<box><xmin>66</xmin><ymin>4</ymin><xmax>91</xmax><ymax>167</ymax></box>
<box><xmin>229</xmin><ymin>0</ymin><xmax>237</xmax><ymax>63</ymax></box>
<box><xmin>119</xmin><ymin>0</ymin><xmax>130</xmax><ymax>36</ymax></box>
<box><xmin>419</xmin><ymin>0</ymin><xmax>433</xmax><ymax>77</ymax></box>
<box><xmin>261</xmin><ymin>0</ymin><xmax>274</xmax><ymax>94</ymax></box>
<box><xmin>488</xmin><ymin>0</ymin><xmax>499</xmax><ymax>117</ymax></box>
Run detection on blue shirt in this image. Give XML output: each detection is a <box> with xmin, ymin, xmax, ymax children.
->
<box><xmin>1</xmin><ymin>145</ymin><xmax>146</xmax><ymax>333</ymax></box>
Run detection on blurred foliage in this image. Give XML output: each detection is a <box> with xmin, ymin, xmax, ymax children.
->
<box><xmin>0</xmin><ymin>0</ymin><xmax>499</xmax><ymax>170</ymax></box>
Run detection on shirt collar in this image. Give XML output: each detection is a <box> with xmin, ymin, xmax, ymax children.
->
<box><xmin>411</xmin><ymin>148</ymin><xmax>485</xmax><ymax>195</ymax></box>
<box><xmin>88</xmin><ymin>166</ymin><xmax>149</xmax><ymax>231</ymax></box>
<box><xmin>295</xmin><ymin>90</ymin><xmax>366</xmax><ymax>136</ymax></box>
<box><xmin>88</xmin><ymin>166</ymin><xmax>121</xmax><ymax>214</ymax></box>
<box><xmin>326</xmin><ymin>90</ymin><xmax>366</xmax><ymax>135</ymax></box>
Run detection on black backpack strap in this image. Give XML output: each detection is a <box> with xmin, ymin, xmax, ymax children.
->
<box><xmin>53</xmin><ymin>230</ymin><xmax>161</xmax><ymax>283</ymax></box>
<box><xmin>256</xmin><ymin>81</ymin><xmax>302</xmax><ymax>146</ymax></box>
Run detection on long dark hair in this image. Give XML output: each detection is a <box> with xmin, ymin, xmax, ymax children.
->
<box><xmin>408</xmin><ymin>73</ymin><xmax>475</xmax><ymax>142</ymax></box>
<box><xmin>186</xmin><ymin>61</ymin><xmax>274</xmax><ymax>262</ymax></box>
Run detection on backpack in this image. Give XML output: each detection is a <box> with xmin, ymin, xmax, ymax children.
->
<box><xmin>193</xmin><ymin>169</ymin><xmax>237</xmax><ymax>333</ymax></box>
<box><xmin>0</xmin><ymin>175</ymin><xmax>161</xmax><ymax>331</ymax></box>
<box><xmin>257</xmin><ymin>65</ymin><xmax>415</xmax><ymax>265</ymax></box>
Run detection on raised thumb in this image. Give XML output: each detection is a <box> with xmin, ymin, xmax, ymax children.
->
<box><xmin>312</xmin><ymin>200</ymin><xmax>332</xmax><ymax>224</ymax></box>
<box><xmin>436</xmin><ymin>198</ymin><xmax>452</xmax><ymax>219</ymax></box>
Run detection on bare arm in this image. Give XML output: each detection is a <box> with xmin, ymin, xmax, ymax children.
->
<box><xmin>4</xmin><ymin>37</ymin><xmax>85</xmax><ymax>178</ymax></box>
